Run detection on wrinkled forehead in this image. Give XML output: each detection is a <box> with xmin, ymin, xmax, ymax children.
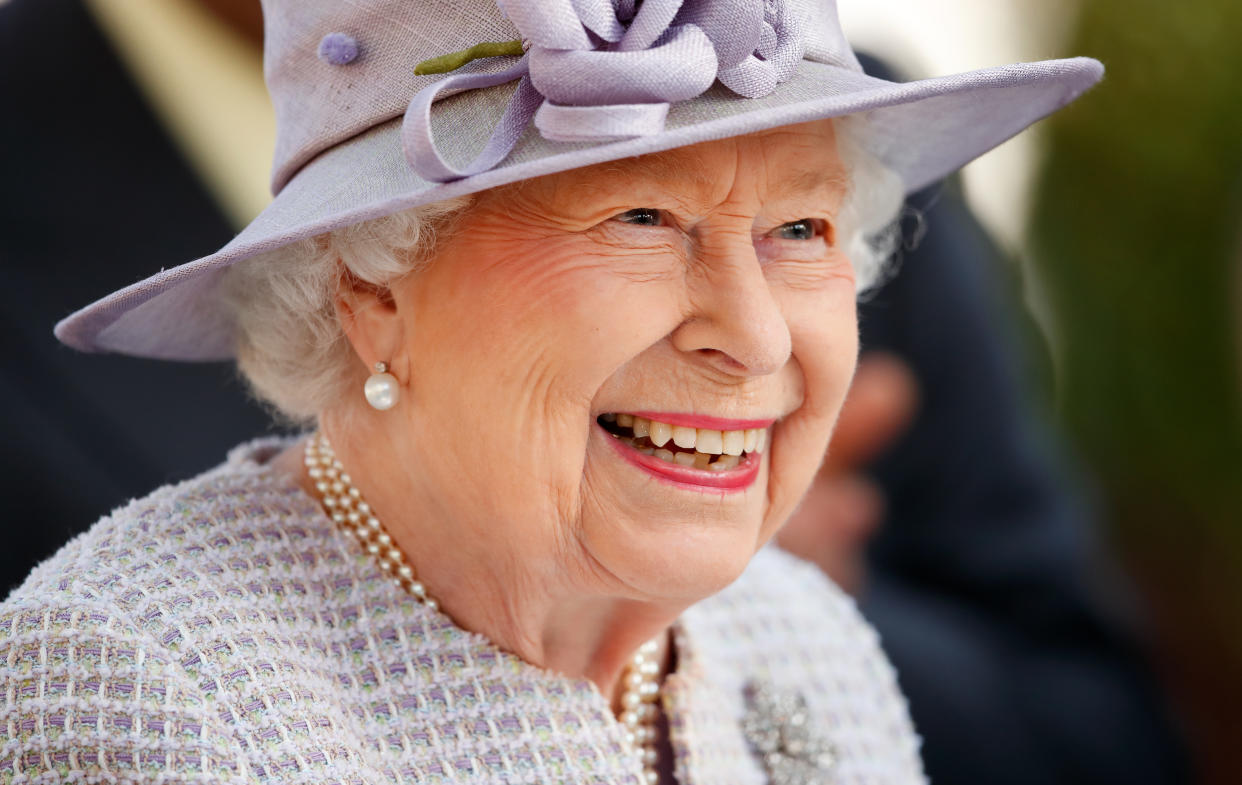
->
<box><xmin>509</xmin><ymin>118</ymin><xmax>848</xmax><ymax>208</ymax></box>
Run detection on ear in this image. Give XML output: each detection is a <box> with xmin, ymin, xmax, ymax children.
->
<box><xmin>334</xmin><ymin>268</ymin><xmax>408</xmax><ymax>379</ymax></box>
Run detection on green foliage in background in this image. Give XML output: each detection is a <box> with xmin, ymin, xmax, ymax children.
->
<box><xmin>1030</xmin><ymin>0</ymin><xmax>1242</xmax><ymax>679</ymax></box>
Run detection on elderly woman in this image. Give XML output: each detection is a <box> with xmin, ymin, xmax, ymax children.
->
<box><xmin>2</xmin><ymin>1</ymin><xmax>1101</xmax><ymax>783</ymax></box>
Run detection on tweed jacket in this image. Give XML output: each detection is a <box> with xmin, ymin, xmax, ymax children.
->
<box><xmin>0</xmin><ymin>439</ymin><xmax>925</xmax><ymax>784</ymax></box>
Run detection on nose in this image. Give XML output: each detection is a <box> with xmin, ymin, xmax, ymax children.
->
<box><xmin>670</xmin><ymin>234</ymin><xmax>792</xmax><ymax>377</ymax></box>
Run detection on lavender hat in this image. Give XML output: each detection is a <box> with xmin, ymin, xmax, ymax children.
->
<box><xmin>55</xmin><ymin>0</ymin><xmax>1102</xmax><ymax>361</ymax></box>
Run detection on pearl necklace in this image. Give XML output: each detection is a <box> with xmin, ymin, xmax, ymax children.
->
<box><xmin>304</xmin><ymin>432</ymin><xmax>664</xmax><ymax>783</ymax></box>
<box><xmin>305</xmin><ymin>432</ymin><xmax>437</xmax><ymax>607</ymax></box>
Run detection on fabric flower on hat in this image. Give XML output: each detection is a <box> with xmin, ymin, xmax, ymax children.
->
<box><xmin>403</xmin><ymin>0</ymin><xmax>809</xmax><ymax>181</ymax></box>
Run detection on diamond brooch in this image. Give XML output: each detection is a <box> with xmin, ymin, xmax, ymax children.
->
<box><xmin>742</xmin><ymin>679</ymin><xmax>838</xmax><ymax>785</ymax></box>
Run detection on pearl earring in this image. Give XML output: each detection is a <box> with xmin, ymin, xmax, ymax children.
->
<box><xmin>364</xmin><ymin>361</ymin><xmax>399</xmax><ymax>410</ymax></box>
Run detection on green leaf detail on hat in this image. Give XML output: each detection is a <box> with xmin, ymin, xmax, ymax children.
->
<box><xmin>414</xmin><ymin>40</ymin><xmax>526</xmax><ymax>75</ymax></box>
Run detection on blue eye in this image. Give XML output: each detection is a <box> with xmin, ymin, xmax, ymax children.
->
<box><xmin>773</xmin><ymin>219</ymin><xmax>819</xmax><ymax>240</ymax></box>
<box><xmin>616</xmin><ymin>208</ymin><xmax>664</xmax><ymax>227</ymax></box>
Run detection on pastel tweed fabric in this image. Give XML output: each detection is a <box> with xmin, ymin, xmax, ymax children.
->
<box><xmin>0</xmin><ymin>439</ymin><xmax>925</xmax><ymax>784</ymax></box>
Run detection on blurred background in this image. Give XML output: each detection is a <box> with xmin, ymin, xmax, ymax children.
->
<box><xmin>2</xmin><ymin>0</ymin><xmax>1238</xmax><ymax>782</ymax></box>
<box><xmin>842</xmin><ymin>1</ymin><xmax>1242</xmax><ymax>782</ymax></box>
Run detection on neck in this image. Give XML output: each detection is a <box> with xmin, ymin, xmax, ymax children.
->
<box><xmin>273</xmin><ymin>418</ymin><xmax>680</xmax><ymax>704</ymax></box>
<box><xmin>445</xmin><ymin>577</ymin><xmax>677</xmax><ymax>710</ymax></box>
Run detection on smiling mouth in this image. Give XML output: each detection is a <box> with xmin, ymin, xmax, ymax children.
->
<box><xmin>596</xmin><ymin>413</ymin><xmax>769</xmax><ymax>471</ymax></box>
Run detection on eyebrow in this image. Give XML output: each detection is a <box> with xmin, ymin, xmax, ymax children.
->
<box><xmin>777</xmin><ymin>167</ymin><xmax>851</xmax><ymax>199</ymax></box>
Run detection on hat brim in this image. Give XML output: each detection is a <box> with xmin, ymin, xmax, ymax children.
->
<box><xmin>55</xmin><ymin>56</ymin><xmax>1102</xmax><ymax>360</ymax></box>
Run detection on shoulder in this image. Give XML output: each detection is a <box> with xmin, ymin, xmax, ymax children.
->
<box><xmin>679</xmin><ymin>545</ymin><xmax>927</xmax><ymax>783</ymax></box>
<box><xmin>0</xmin><ymin>594</ymin><xmax>254</xmax><ymax>783</ymax></box>
<box><xmin>0</xmin><ymin>437</ymin><xmax>338</xmax><ymax>783</ymax></box>
<box><xmin>698</xmin><ymin>545</ymin><xmax>891</xmax><ymax>660</ymax></box>
<box><xmin>4</xmin><ymin>435</ymin><xmax>324</xmax><ymax>609</ymax></box>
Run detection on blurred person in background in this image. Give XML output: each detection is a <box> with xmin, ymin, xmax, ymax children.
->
<box><xmin>0</xmin><ymin>1</ymin><xmax>1194</xmax><ymax>783</ymax></box>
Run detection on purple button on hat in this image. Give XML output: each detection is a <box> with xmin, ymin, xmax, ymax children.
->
<box><xmin>53</xmin><ymin>0</ymin><xmax>1104</xmax><ymax>362</ymax></box>
<box><xmin>318</xmin><ymin>32</ymin><xmax>360</xmax><ymax>66</ymax></box>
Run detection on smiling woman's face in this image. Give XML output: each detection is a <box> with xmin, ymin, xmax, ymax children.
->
<box><xmin>388</xmin><ymin>118</ymin><xmax>857</xmax><ymax>602</ymax></box>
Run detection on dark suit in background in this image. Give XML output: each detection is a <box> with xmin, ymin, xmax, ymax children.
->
<box><xmin>0</xmin><ymin>4</ymin><xmax>1187</xmax><ymax>783</ymax></box>
<box><xmin>0</xmin><ymin>0</ymin><xmax>272</xmax><ymax>588</ymax></box>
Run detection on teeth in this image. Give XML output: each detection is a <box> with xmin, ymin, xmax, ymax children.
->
<box><xmin>602</xmin><ymin>414</ymin><xmax>772</xmax><ymax>464</ymax></box>
<box><xmin>671</xmin><ymin>426</ymin><xmax>697</xmax><ymax>450</ymax></box>
<box><xmin>695</xmin><ymin>429</ymin><xmax>723</xmax><ymax>455</ymax></box>
<box><xmin>649</xmin><ymin>421</ymin><xmax>672</xmax><ymax>447</ymax></box>
<box><xmin>743</xmin><ymin>429</ymin><xmax>758</xmax><ymax>453</ymax></box>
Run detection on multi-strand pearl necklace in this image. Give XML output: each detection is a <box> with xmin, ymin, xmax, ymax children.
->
<box><xmin>305</xmin><ymin>432</ymin><xmax>437</xmax><ymax>608</ymax></box>
<box><xmin>304</xmin><ymin>432</ymin><xmax>665</xmax><ymax>783</ymax></box>
<box><xmin>620</xmin><ymin>638</ymin><xmax>664</xmax><ymax>782</ymax></box>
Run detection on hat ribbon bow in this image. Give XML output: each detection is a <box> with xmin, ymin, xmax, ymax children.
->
<box><xmin>402</xmin><ymin>0</ymin><xmax>808</xmax><ymax>183</ymax></box>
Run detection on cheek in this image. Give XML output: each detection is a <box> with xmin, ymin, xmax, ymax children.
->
<box><xmin>757</xmin><ymin>284</ymin><xmax>858</xmax><ymax>542</ymax></box>
<box><xmin>400</xmin><ymin>238</ymin><xmax>691</xmax><ymax>528</ymax></box>
<box><xmin>781</xmin><ymin>279</ymin><xmax>860</xmax><ymax>418</ymax></box>
<box><xmin>444</xmin><ymin>240</ymin><xmax>680</xmax><ymax>384</ymax></box>
<box><xmin>408</xmin><ymin>238</ymin><xmax>686</xmax><ymax>448</ymax></box>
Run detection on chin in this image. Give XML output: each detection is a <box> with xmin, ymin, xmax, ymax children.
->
<box><xmin>590</xmin><ymin>516</ymin><xmax>768</xmax><ymax>603</ymax></box>
<box><xmin>579</xmin><ymin>459</ymin><xmax>774</xmax><ymax>603</ymax></box>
